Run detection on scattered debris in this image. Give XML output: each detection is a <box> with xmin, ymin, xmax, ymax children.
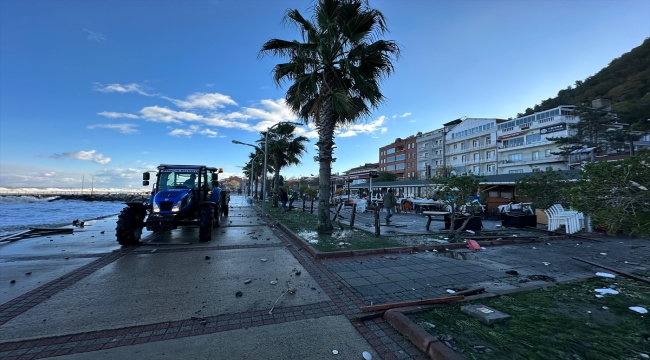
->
<box><xmin>629</xmin><ymin>306</ymin><xmax>648</xmax><ymax>314</ymax></box>
<box><xmin>205</xmin><ymin>256</ymin><xmax>211</xmax><ymax>260</ymax></box>
<box><xmin>270</xmin><ymin>280</ymin><xmax>278</xmax><ymax>285</ymax></box>
<box><xmin>332</xmin><ymin>350</ymin><xmax>338</xmax><ymax>355</ymax></box>
<box><xmin>235</xmin><ymin>291</ymin><xmax>243</xmax><ymax>297</ymax></box>
<box><xmin>446</xmin><ymin>289</ymin><xmax>456</xmax><ymax>294</ymax></box>
<box><xmin>595</xmin><ymin>288</ymin><xmax>619</xmax><ymax>295</ymax></box>
<box><xmin>505</xmin><ymin>270</ymin><xmax>519</xmax><ymax>275</ymax></box>
<box><xmin>639</xmin><ymin>353</ymin><xmax>649</xmax><ymax>359</ymax></box>
<box><xmin>244</xmin><ymin>278</ymin><xmax>252</xmax><ymax>284</ymax></box>
<box><xmin>602</xmin><ymin>306</ymin><xmax>609</xmax><ymax>310</ymax></box>
<box><xmin>10</xmin><ymin>280</ymin><xmax>16</xmax><ymax>284</ymax></box>
<box><xmin>542</xmin><ymin>262</ymin><xmax>550</xmax><ymax>266</ymax></box>
<box><xmin>596</xmin><ymin>272</ymin><xmax>616</xmax><ymax>278</ymax></box>
<box><xmin>466</xmin><ymin>230</ymin><xmax>475</xmax><ymax>234</ymax></box>
<box><xmin>295</xmin><ymin>271</ymin><xmax>301</xmax><ymax>276</ymax></box>
<box><xmin>25</xmin><ymin>272</ymin><xmax>32</xmax><ymax>275</ymax></box>
<box><xmin>423</xmin><ymin>322</ymin><xmax>436</xmax><ymax>329</ymax></box>
<box><xmin>362</xmin><ymin>351</ymin><xmax>372</xmax><ymax>360</ymax></box>
<box><xmin>261</xmin><ymin>258</ymin><xmax>267</xmax><ymax>262</ymax></box>
<box><xmin>151</xmin><ymin>249</ymin><xmax>157</xmax><ymax>253</ymax></box>
<box><xmin>600</xmin><ymin>252</ymin><xmax>607</xmax><ymax>255</ymax></box>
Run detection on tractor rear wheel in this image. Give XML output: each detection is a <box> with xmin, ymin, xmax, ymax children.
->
<box><xmin>116</xmin><ymin>206</ymin><xmax>145</xmax><ymax>246</ymax></box>
<box><xmin>199</xmin><ymin>206</ymin><xmax>214</xmax><ymax>242</ymax></box>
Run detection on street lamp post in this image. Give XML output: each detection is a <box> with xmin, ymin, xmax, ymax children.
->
<box><xmin>232</xmin><ymin>121</ymin><xmax>302</xmax><ymax>217</ymax></box>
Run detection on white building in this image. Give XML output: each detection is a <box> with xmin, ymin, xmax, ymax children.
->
<box><xmin>496</xmin><ymin>105</ymin><xmax>579</xmax><ymax>173</ymax></box>
<box><xmin>444</xmin><ymin>118</ymin><xmax>501</xmax><ymax>176</ymax></box>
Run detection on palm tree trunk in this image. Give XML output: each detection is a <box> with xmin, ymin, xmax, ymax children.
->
<box><xmin>273</xmin><ymin>157</ymin><xmax>281</xmax><ymax>207</ymax></box>
<box><xmin>316</xmin><ymin>93</ymin><xmax>337</xmax><ymax>233</ymax></box>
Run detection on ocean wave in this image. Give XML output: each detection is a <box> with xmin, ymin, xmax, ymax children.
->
<box><xmin>0</xmin><ymin>196</ymin><xmax>59</xmax><ymax>204</ymax></box>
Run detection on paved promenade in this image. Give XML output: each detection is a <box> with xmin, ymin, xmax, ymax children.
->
<box><xmin>1</xmin><ymin>196</ymin><xmax>648</xmax><ymax>359</ymax></box>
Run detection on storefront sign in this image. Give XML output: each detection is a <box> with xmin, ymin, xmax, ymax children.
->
<box><xmin>497</xmin><ymin>131</ymin><xmax>524</xmax><ymax>140</ymax></box>
<box><xmin>540</xmin><ymin>123</ymin><xmax>566</xmax><ymax>134</ymax></box>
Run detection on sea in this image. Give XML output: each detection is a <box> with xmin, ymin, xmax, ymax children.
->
<box><xmin>0</xmin><ymin>196</ymin><xmax>126</xmax><ymax>237</ymax></box>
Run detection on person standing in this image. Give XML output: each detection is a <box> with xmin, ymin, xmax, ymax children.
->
<box><xmin>383</xmin><ymin>189</ymin><xmax>397</xmax><ymax>224</ymax></box>
<box><xmin>279</xmin><ymin>188</ymin><xmax>289</xmax><ymax>211</ymax></box>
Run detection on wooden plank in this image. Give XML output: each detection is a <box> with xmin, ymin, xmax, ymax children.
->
<box><xmin>359</xmin><ymin>295</ymin><xmax>464</xmax><ymax>312</ymax></box>
<box><xmin>0</xmin><ymin>230</ymin><xmax>32</xmax><ymax>242</ymax></box>
<box><xmin>572</xmin><ymin>257</ymin><xmax>650</xmax><ymax>285</ymax></box>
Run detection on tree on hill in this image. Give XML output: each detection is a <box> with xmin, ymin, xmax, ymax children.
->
<box><xmin>260</xmin><ymin>0</ymin><xmax>400</xmax><ymax>232</ymax></box>
<box><xmin>516</xmin><ymin>38</ymin><xmax>650</xmax><ymax>130</ymax></box>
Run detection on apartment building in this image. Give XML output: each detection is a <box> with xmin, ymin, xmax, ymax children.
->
<box><xmin>415</xmin><ymin>119</ymin><xmax>461</xmax><ymax>178</ymax></box>
<box><xmin>444</xmin><ymin>118</ymin><xmax>501</xmax><ymax>176</ymax></box>
<box><xmin>378</xmin><ymin>136</ymin><xmax>418</xmax><ymax>180</ymax></box>
<box><xmin>497</xmin><ymin>105</ymin><xmax>579</xmax><ymax>173</ymax></box>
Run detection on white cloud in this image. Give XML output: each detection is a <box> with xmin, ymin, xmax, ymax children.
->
<box><xmin>206</xmin><ymin>84</ymin><xmax>214</xmax><ymax>87</ymax></box>
<box><xmin>50</xmin><ymin>150</ymin><xmax>111</xmax><ymax>165</ymax></box>
<box><xmin>335</xmin><ymin>116</ymin><xmax>388</xmax><ymax>138</ymax></box>
<box><xmin>41</xmin><ymin>172</ymin><xmax>55</xmax><ymax>177</ymax></box>
<box><xmin>164</xmin><ymin>92</ymin><xmax>237</xmax><ymax>110</ymax></box>
<box><xmin>93</xmin><ymin>83</ymin><xmax>152</xmax><ymax>96</ymax></box>
<box><xmin>399</xmin><ymin>112</ymin><xmax>412</xmax><ymax>118</ymax></box>
<box><xmin>88</xmin><ymin>123</ymin><xmax>139</xmax><ymax>134</ymax></box>
<box><xmin>96</xmin><ymin>168</ymin><xmax>142</xmax><ymax>178</ymax></box>
<box><xmin>392</xmin><ymin>115</ymin><xmax>397</xmax><ymax>119</ymax></box>
<box><xmin>83</xmin><ymin>29</ymin><xmax>106</xmax><ymax>43</ymax></box>
<box><xmin>140</xmin><ymin>106</ymin><xmax>203</xmax><ymax>123</ymax></box>
<box><xmin>168</xmin><ymin>125</ymin><xmax>218</xmax><ymax>138</ymax></box>
<box><xmin>97</xmin><ymin>111</ymin><xmax>139</xmax><ymax>119</ymax></box>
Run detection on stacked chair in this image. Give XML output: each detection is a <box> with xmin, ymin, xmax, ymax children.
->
<box><xmin>544</xmin><ymin>204</ymin><xmax>584</xmax><ymax>234</ymax></box>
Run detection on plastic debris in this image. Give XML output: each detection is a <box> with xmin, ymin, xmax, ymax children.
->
<box><xmin>261</xmin><ymin>258</ymin><xmax>267</xmax><ymax>262</ymax></box>
<box><xmin>423</xmin><ymin>322</ymin><xmax>436</xmax><ymax>329</ymax></box>
<box><xmin>362</xmin><ymin>351</ymin><xmax>372</xmax><ymax>360</ymax></box>
<box><xmin>629</xmin><ymin>306</ymin><xmax>648</xmax><ymax>314</ymax></box>
<box><xmin>595</xmin><ymin>288</ymin><xmax>619</xmax><ymax>295</ymax></box>
<box><xmin>205</xmin><ymin>256</ymin><xmax>211</xmax><ymax>260</ymax></box>
<box><xmin>466</xmin><ymin>230</ymin><xmax>475</xmax><ymax>234</ymax></box>
<box><xmin>244</xmin><ymin>278</ymin><xmax>252</xmax><ymax>284</ymax></box>
<box><xmin>151</xmin><ymin>249</ymin><xmax>157</xmax><ymax>253</ymax></box>
<box><xmin>235</xmin><ymin>291</ymin><xmax>243</xmax><ymax>297</ymax></box>
<box><xmin>596</xmin><ymin>272</ymin><xmax>616</xmax><ymax>278</ymax></box>
<box><xmin>602</xmin><ymin>306</ymin><xmax>609</xmax><ymax>310</ymax></box>
<box><xmin>332</xmin><ymin>350</ymin><xmax>338</xmax><ymax>355</ymax></box>
<box><xmin>639</xmin><ymin>353</ymin><xmax>649</xmax><ymax>359</ymax></box>
<box><xmin>270</xmin><ymin>280</ymin><xmax>278</xmax><ymax>285</ymax></box>
<box><xmin>595</xmin><ymin>295</ymin><xmax>603</xmax><ymax>298</ymax></box>
<box><xmin>599</xmin><ymin>253</ymin><xmax>607</xmax><ymax>256</ymax></box>
<box><xmin>542</xmin><ymin>262</ymin><xmax>551</xmax><ymax>266</ymax></box>
<box><xmin>532</xmin><ymin>247</ymin><xmax>537</xmax><ymax>249</ymax></box>
<box><xmin>446</xmin><ymin>289</ymin><xmax>456</xmax><ymax>294</ymax></box>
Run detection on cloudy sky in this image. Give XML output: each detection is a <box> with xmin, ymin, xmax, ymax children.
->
<box><xmin>1</xmin><ymin>0</ymin><xmax>648</xmax><ymax>190</ymax></box>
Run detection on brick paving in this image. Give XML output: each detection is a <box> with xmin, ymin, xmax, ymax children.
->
<box><xmin>1</xmin><ymin>201</ymin><xmax>648</xmax><ymax>360</ymax></box>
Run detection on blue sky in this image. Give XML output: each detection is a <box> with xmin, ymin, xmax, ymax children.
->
<box><xmin>1</xmin><ymin>0</ymin><xmax>648</xmax><ymax>190</ymax></box>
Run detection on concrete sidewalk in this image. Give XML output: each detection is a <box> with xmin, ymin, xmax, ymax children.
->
<box><xmin>1</xmin><ymin>196</ymin><xmax>648</xmax><ymax>360</ymax></box>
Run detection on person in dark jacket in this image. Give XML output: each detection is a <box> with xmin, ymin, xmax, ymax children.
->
<box><xmin>383</xmin><ymin>189</ymin><xmax>397</xmax><ymax>223</ymax></box>
<box><xmin>279</xmin><ymin>188</ymin><xmax>289</xmax><ymax>211</ymax></box>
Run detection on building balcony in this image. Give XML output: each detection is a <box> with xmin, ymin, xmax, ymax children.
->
<box><xmin>497</xmin><ymin>139</ymin><xmax>556</xmax><ymax>152</ymax></box>
<box><xmin>498</xmin><ymin>155</ymin><xmax>563</xmax><ymax>167</ymax></box>
<box><xmin>445</xmin><ymin>143</ymin><xmax>495</xmax><ymax>155</ymax></box>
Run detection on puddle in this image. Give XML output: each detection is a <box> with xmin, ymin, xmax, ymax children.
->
<box><xmin>438</xmin><ymin>251</ymin><xmax>479</xmax><ymax>260</ymax></box>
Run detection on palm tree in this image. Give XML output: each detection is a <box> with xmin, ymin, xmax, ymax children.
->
<box><xmin>260</xmin><ymin>0</ymin><xmax>399</xmax><ymax>232</ymax></box>
<box><xmin>257</xmin><ymin>123</ymin><xmax>309</xmax><ymax>207</ymax></box>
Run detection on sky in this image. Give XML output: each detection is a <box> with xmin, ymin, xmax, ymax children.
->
<box><xmin>1</xmin><ymin>0</ymin><xmax>649</xmax><ymax>190</ymax></box>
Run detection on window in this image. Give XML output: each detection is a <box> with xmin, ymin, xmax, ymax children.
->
<box><xmin>396</xmin><ymin>154</ymin><xmax>405</xmax><ymax>161</ymax></box>
<box><xmin>461</xmin><ymin>155</ymin><xmax>466</xmax><ymax>162</ymax></box>
<box><xmin>486</xmin><ymin>150</ymin><xmax>494</xmax><ymax>159</ymax></box>
<box><xmin>487</xmin><ymin>164</ymin><xmax>496</xmax><ymax>172</ymax></box>
<box><xmin>545</xmin><ymin>149</ymin><xmax>552</xmax><ymax>157</ymax></box>
<box><xmin>526</xmin><ymin>133</ymin><xmax>541</xmax><ymax>144</ymax></box>
<box><xmin>508</xmin><ymin>153</ymin><xmax>523</xmax><ymax>161</ymax></box>
<box><xmin>473</xmin><ymin>166</ymin><xmax>480</xmax><ymax>173</ymax></box>
<box><xmin>472</xmin><ymin>139</ymin><xmax>479</xmax><ymax>147</ymax></box>
<box><xmin>473</xmin><ymin>153</ymin><xmax>479</xmax><ymax>160</ymax></box>
<box><xmin>386</xmin><ymin>165</ymin><xmax>395</xmax><ymax>171</ymax></box>
<box><xmin>532</xmin><ymin>151</ymin><xmax>539</xmax><ymax>160</ymax></box>
<box><xmin>509</xmin><ymin>170</ymin><xmax>524</xmax><ymax>174</ymax></box>
<box><xmin>396</xmin><ymin>163</ymin><xmax>405</xmax><ymax>170</ymax></box>
<box><xmin>485</xmin><ymin>136</ymin><xmax>491</xmax><ymax>145</ymax></box>
<box><xmin>453</xmin><ymin>144</ymin><xmax>458</xmax><ymax>149</ymax></box>
<box><xmin>503</xmin><ymin>137</ymin><xmax>524</xmax><ymax>148</ymax></box>
<box><xmin>461</xmin><ymin>142</ymin><xmax>466</xmax><ymax>149</ymax></box>
<box><xmin>387</xmin><ymin>156</ymin><xmax>395</xmax><ymax>162</ymax></box>
<box><xmin>386</xmin><ymin>148</ymin><xmax>395</xmax><ymax>154</ymax></box>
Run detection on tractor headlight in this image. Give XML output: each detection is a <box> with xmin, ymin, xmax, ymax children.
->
<box><xmin>153</xmin><ymin>202</ymin><xmax>160</xmax><ymax>213</ymax></box>
<box><xmin>172</xmin><ymin>200</ymin><xmax>182</xmax><ymax>212</ymax></box>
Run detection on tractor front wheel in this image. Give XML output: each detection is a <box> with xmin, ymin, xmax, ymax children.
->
<box><xmin>116</xmin><ymin>206</ymin><xmax>146</xmax><ymax>246</ymax></box>
<box><xmin>199</xmin><ymin>206</ymin><xmax>214</xmax><ymax>242</ymax></box>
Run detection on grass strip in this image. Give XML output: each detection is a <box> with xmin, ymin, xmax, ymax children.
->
<box><xmin>410</xmin><ymin>275</ymin><xmax>650</xmax><ymax>360</ymax></box>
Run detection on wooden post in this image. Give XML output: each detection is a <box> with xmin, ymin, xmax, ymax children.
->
<box><xmin>374</xmin><ymin>207</ymin><xmax>380</xmax><ymax>236</ymax></box>
<box><xmin>302</xmin><ymin>199</ymin><xmax>306</xmax><ymax>212</ymax></box>
<box><xmin>332</xmin><ymin>202</ymin><xmax>344</xmax><ymax>221</ymax></box>
<box><xmin>310</xmin><ymin>199</ymin><xmax>314</xmax><ymax>214</ymax></box>
<box><xmin>350</xmin><ymin>203</ymin><xmax>357</xmax><ymax>228</ymax></box>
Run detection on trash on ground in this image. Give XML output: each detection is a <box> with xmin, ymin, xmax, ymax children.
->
<box><xmin>600</xmin><ymin>253</ymin><xmax>607</xmax><ymax>255</ymax></box>
<box><xmin>261</xmin><ymin>258</ymin><xmax>267</xmax><ymax>262</ymax></box>
<box><xmin>542</xmin><ymin>262</ymin><xmax>550</xmax><ymax>266</ymax></box>
<box><xmin>270</xmin><ymin>280</ymin><xmax>278</xmax><ymax>285</ymax></box>
<box><xmin>596</xmin><ymin>272</ymin><xmax>616</xmax><ymax>278</ymax></box>
<box><xmin>205</xmin><ymin>256</ymin><xmax>210</xmax><ymax>260</ymax></box>
<box><xmin>466</xmin><ymin>230</ymin><xmax>475</xmax><ymax>234</ymax></box>
<box><xmin>423</xmin><ymin>322</ymin><xmax>436</xmax><ymax>329</ymax></box>
<box><xmin>151</xmin><ymin>249</ymin><xmax>157</xmax><ymax>253</ymax></box>
<box><xmin>287</xmin><ymin>287</ymin><xmax>297</xmax><ymax>294</ymax></box>
<box><xmin>362</xmin><ymin>351</ymin><xmax>372</xmax><ymax>360</ymax></box>
<box><xmin>629</xmin><ymin>306</ymin><xmax>648</xmax><ymax>314</ymax></box>
<box><xmin>602</xmin><ymin>306</ymin><xmax>609</xmax><ymax>310</ymax></box>
<box><xmin>595</xmin><ymin>294</ymin><xmax>603</xmax><ymax>298</ymax></box>
<box><xmin>532</xmin><ymin>247</ymin><xmax>537</xmax><ymax>249</ymax></box>
<box><xmin>595</xmin><ymin>288</ymin><xmax>619</xmax><ymax>295</ymax></box>
<box><xmin>332</xmin><ymin>350</ymin><xmax>338</xmax><ymax>355</ymax></box>
<box><xmin>235</xmin><ymin>291</ymin><xmax>243</xmax><ymax>297</ymax></box>
<box><xmin>506</xmin><ymin>270</ymin><xmax>519</xmax><ymax>275</ymax></box>
<box><xmin>638</xmin><ymin>353</ymin><xmax>649</xmax><ymax>359</ymax></box>
<box><xmin>446</xmin><ymin>289</ymin><xmax>456</xmax><ymax>293</ymax></box>
<box><xmin>244</xmin><ymin>278</ymin><xmax>252</xmax><ymax>284</ymax></box>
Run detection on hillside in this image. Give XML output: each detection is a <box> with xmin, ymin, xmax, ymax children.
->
<box><xmin>520</xmin><ymin>38</ymin><xmax>650</xmax><ymax>129</ymax></box>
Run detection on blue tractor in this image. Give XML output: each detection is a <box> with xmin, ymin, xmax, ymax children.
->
<box><xmin>115</xmin><ymin>164</ymin><xmax>224</xmax><ymax>246</ymax></box>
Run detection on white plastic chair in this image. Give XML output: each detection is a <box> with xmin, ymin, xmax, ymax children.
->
<box><xmin>552</xmin><ymin>204</ymin><xmax>584</xmax><ymax>232</ymax></box>
<box><xmin>544</xmin><ymin>208</ymin><xmax>576</xmax><ymax>234</ymax></box>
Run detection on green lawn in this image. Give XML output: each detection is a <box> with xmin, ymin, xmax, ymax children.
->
<box><xmin>262</xmin><ymin>202</ymin><xmax>403</xmax><ymax>252</ymax></box>
<box><xmin>411</xmin><ymin>274</ymin><xmax>650</xmax><ymax>360</ymax></box>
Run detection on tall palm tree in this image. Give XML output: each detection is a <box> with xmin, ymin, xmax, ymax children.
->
<box><xmin>260</xmin><ymin>0</ymin><xmax>399</xmax><ymax>232</ymax></box>
<box><xmin>243</xmin><ymin>150</ymin><xmax>272</xmax><ymax>199</ymax></box>
<box><xmin>257</xmin><ymin>123</ymin><xmax>309</xmax><ymax>207</ymax></box>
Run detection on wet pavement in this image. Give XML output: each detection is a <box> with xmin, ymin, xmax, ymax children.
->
<box><xmin>1</xmin><ymin>196</ymin><xmax>649</xmax><ymax>359</ymax></box>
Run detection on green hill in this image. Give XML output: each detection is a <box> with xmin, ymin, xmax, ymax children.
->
<box><xmin>520</xmin><ymin>38</ymin><xmax>650</xmax><ymax>130</ymax></box>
